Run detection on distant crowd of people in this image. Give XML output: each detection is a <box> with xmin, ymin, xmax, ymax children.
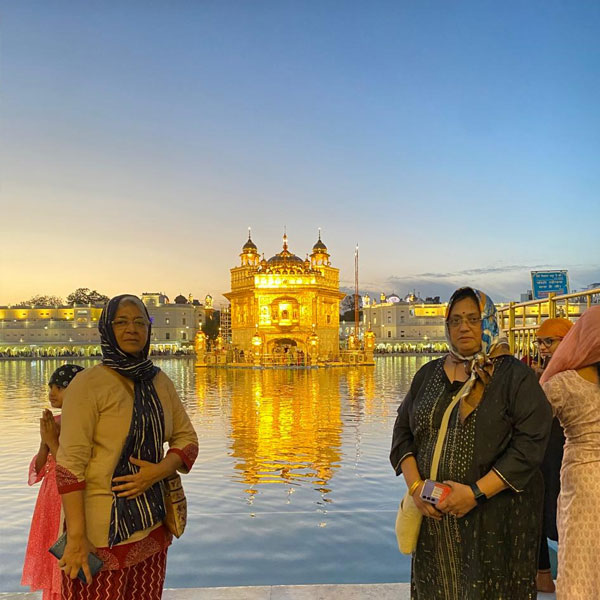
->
<box><xmin>1</xmin><ymin>348</ymin><xmax>194</xmax><ymax>359</ymax></box>
<box><xmin>374</xmin><ymin>346</ymin><xmax>448</xmax><ymax>354</ymax></box>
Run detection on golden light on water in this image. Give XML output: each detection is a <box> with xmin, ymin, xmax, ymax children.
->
<box><xmin>2</xmin><ymin>356</ymin><xmax>435</xmax><ymax>590</ymax></box>
<box><xmin>197</xmin><ymin>369</ymin><xmax>346</xmax><ymax>490</ymax></box>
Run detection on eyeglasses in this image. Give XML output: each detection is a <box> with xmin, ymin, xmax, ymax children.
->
<box><xmin>112</xmin><ymin>318</ymin><xmax>149</xmax><ymax>330</ymax></box>
<box><xmin>535</xmin><ymin>337</ymin><xmax>562</xmax><ymax>347</ymax></box>
<box><xmin>447</xmin><ymin>316</ymin><xmax>482</xmax><ymax>328</ymax></box>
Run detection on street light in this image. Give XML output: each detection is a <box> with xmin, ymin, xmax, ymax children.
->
<box><xmin>251</xmin><ymin>327</ymin><xmax>263</xmax><ymax>366</ymax></box>
<box><xmin>308</xmin><ymin>327</ymin><xmax>319</xmax><ymax>365</ymax></box>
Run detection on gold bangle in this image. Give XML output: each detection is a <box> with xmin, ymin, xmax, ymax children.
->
<box><xmin>408</xmin><ymin>479</ymin><xmax>423</xmax><ymax>497</ymax></box>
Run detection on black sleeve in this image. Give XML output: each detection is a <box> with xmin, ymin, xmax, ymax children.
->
<box><xmin>492</xmin><ymin>363</ymin><xmax>553</xmax><ymax>492</ymax></box>
<box><xmin>389</xmin><ymin>361</ymin><xmax>432</xmax><ymax>475</ymax></box>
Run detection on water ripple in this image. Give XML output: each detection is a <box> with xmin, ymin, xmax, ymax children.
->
<box><xmin>0</xmin><ymin>355</ymin><xmax>438</xmax><ymax>591</ymax></box>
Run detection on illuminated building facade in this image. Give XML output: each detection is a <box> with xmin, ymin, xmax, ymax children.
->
<box><xmin>364</xmin><ymin>292</ymin><xmax>588</xmax><ymax>352</ymax></box>
<box><xmin>224</xmin><ymin>232</ymin><xmax>345</xmax><ymax>360</ymax></box>
<box><xmin>362</xmin><ymin>293</ymin><xmax>448</xmax><ymax>350</ymax></box>
<box><xmin>0</xmin><ymin>294</ymin><xmax>205</xmax><ymax>357</ymax></box>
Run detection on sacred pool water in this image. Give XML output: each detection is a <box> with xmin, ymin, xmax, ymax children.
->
<box><xmin>0</xmin><ymin>356</ymin><xmax>436</xmax><ymax>592</ymax></box>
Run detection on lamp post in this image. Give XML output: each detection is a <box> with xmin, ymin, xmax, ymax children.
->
<box><xmin>308</xmin><ymin>328</ymin><xmax>319</xmax><ymax>366</ymax></box>
<box><xmin>364</xmin><ymin>327</ymin><xmax>376</xmax><ymax>366</ymax></box>
<box><xmin>364</xmin><ymin>328</ymin><xmax>375</xmax><ymax>351</ymax></box>
<box><xmin>251</xmin><ymin>328</ymin><xmax>263</xmax><ymax>367</ymax></box>
<box><xmin>347</xmin><ymin>333</ymin><xmax>356</xmax><ymax>350</ymax></box>
<box><xmin>194</xmin><ymin>330</ymin><xmax>206</xmax><ymax>366</ymax></box>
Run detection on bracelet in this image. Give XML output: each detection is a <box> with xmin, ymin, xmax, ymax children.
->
<box><xmin>408</xmin><ymin>479</ymin><xmax>423</xmax><ymax>497</ymax></box>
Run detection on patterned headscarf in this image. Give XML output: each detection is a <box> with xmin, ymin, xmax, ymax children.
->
<box><xmin>99</xmin><ymin>294</ymin><xmax>166</xmax><ymax>547</ymax></box>
<box><xmin>48</xmin><ymin>364</ymin><xmax>84</xmax><ymax>388</ymax></box>
<box><xmin>445</xmin><ymin>287</ymin><xmax>511</xmax><ymax>422</ymax></box>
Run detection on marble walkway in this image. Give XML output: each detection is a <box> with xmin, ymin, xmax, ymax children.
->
<box><xmin>0</xmin><ymin>583</ymin><xmax>558</xmax><ymax>599</ymax></box>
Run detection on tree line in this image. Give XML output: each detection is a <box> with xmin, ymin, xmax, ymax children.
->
<box><xmin>16</xmin><ymin>288</ymin><xmax>110</xmax><ymax>307</ymax></box>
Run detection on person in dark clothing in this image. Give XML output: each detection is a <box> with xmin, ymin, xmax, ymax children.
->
<box><xmin>390</xmin><ymin>287</ymin><xmax>552</xmax><ymax>600</ymax></box>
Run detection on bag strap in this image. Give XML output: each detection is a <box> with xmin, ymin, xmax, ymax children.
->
<box><xmin>429</xmin><ymin>379</ymin><xmax>470</xmax><ymax>481</ymax></box>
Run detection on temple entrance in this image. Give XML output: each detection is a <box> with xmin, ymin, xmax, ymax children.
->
<box><xmin>273</xmin><ymin>338</ymin><xmax>298</xmax><ymax>351</ymax></box>
<box><xmin>268</xmin><ymin>338</ymin><xmax>307</xmax><ymax>366</ymax></box>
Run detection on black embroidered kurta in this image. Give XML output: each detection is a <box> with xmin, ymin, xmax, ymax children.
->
<box><xmin>390</xmin><ymin>356</ymin><xmax>552</xmax><ymax>600</ymax></box>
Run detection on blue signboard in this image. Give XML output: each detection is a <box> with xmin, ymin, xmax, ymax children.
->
<box><xmin>531</xmin><ymin>270</ymin><xmax>569</xmax><ymax>299</ymax></box>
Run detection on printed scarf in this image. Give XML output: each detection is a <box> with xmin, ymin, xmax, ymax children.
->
<box><xmin>445</xmin><ymin>287</ymin><xmax>511</xmax><ymax>422</ymax></box>
<box><xmin>99</xmin><ymin>294</ymin><xmax>166</xmax><ymax>547</ymax></box>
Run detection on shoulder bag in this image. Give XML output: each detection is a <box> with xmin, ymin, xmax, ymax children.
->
<box><xmin>163</xmin><ymin>472</ymin><xmax>187</xmax><ymax>538</ymax></box>
<box><xmin>395</xmin><ymin>382</ymin><xmax>465</xmax><ymax>554</ymax></box>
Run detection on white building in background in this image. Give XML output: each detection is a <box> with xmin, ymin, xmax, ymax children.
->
<box><xmin>0</xmin><ymin>293</ymin><xmax>205</xmax><ymax>357</ymax></box>
<box><xmin>141</xmin><ymin>292</ymin><xmax>205</xmax><ymax>352</ymax></box>
<box><xmin>362</xmin><ymin>293</ymin><xmax>449</xmax><ymax>352</ymax></box>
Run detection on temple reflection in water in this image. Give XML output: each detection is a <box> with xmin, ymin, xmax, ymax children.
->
<box><xmin>194</xmin><ymin>366</ymin><xmax>377</xmax><ymax>497</ymax></box>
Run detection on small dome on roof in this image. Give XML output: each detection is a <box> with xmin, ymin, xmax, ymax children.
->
<box><xmin>174</xmin><ymin>294</ymin><xmax>188</xmax><ymax>304</ymax></box>
<box><xmin>312</xmin><ymin>230</ymin><xmax>328</xmax><ymax>252</ymax></box>
<box><xmin>243</xmin><ymin>235</ymin><xmax>257</xmax><ymax>251</ymax></box>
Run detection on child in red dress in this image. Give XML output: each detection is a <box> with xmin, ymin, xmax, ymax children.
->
<box><xmin>21</xmin><ymin>364</ymin><xmax>84</xmax><ymax>600</ymax></box>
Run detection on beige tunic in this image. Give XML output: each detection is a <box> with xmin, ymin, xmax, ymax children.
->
<box><xmin>543</xmin><ymin>370</ymin><xmax>600</xmax><ymax>600</ymax></box>
<box><xmin>56</xmin><ymin>364</ymin><xmax>198</xmax><ymax>548</ymax></box>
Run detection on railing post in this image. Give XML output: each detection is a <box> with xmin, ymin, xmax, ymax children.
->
<box><xmin>508</xmin><ymin>302</ymin><xmax>515</xmax><ymax>354</ymax></box>
<box><xmin>548</xmin><ymin>293</ymin><xmax>556</xmax><ymax>319</ymax></box>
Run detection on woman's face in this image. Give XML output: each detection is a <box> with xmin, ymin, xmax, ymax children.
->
<box><xmin>447</xmin><ymin>296</ymin><xmax>483</xmax><ymax>356</ymax></box>
<box><xmin>48</xmin><ymin>383</ymin><xmax>65</xmax><ymax>409</ymax></box>
<box><xmin>537</xmin><ymin>336</ymin><xmax>563</xmax><ymax>361</ymax></box>
<box><xmin>111</xmin><ymin>301</ymin><xmax>149</xmax><ymax>356</ymax></box>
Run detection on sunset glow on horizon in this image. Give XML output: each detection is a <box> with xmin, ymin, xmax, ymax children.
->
<box><xmin>2</xmin><ymin>2</ymin><xmax>599</xmax><ymax>306</ymax></box>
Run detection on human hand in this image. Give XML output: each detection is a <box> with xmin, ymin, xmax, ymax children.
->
<box><xmin>58</xmin><ymin>534</ymin><xmax>96</xmax><ymax>584</ymax></box>
<box><xmin>436</xmin><ymin>481</ymin><xmax>477</xmax><ymax>518</ymax></box>
<box><xmin>411</xmin><ymin>481</ymin><xmax>442</xmax><ymax>520</ymax></box>
<box><xmin>40</xmin><ymin>409</ymin><xmax>59</xmax><ymax>448</ymax></box>
<box><xmin>112</xmin><ymin>456</ymin><xmax>163</xmax><ymax>499</ymax></box>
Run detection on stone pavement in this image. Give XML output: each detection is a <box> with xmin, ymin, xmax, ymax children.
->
<box><xmin>0</xmin><ymin>583</ymin><xmax>558</xmax><ymax>599</ymax></box>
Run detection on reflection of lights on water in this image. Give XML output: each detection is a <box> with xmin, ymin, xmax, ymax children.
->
<box><xmin>318</xmin><ymin>522</ymin><xmax>327</xmax><ymax>528</ymax></box>
<box><xmin>190</xmin><ymin>367</ymin><xmax>377</xmax><ymax>510</ymax></box>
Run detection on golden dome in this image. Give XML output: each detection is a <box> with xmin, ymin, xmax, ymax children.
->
<box><xmin>262</xmin><ymin>233</ymin><xmax>307</xmax><ymax>274</ymax></box>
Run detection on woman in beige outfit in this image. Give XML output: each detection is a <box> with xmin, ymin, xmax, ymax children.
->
<box><xmin>541</xmin><ymin>306</ymin><xmax>600</xmax><ymax>600</ymax></box>
<box><xmin>56</xmin><ymin>294</ymin><xmax>198</xmax><ymax>600</ymax></box>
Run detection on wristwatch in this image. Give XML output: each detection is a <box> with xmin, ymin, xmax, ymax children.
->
<box><xmin>469</xmin><ymin>482</ymin><xmax>487</xmax><ymax>505</ymax></box>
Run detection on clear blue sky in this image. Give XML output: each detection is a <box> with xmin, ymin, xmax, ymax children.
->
<box><xmin>1</xmin><ymin>1</ymin><xmax>598</xmax><ymax>304</ymax></box>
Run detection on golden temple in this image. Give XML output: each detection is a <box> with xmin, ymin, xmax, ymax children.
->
<box><xmin>223</xmin><ymin>231</ymin><xmax>346</xmax><ymax>363</ymax></box>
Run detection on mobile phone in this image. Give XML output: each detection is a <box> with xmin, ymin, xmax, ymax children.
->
<box><xmin>49</xmin><ymin>532</ymin><xmax>104</xmax><ymax>584</ymax></box>
<box><xmin>419</xmin><ymin>479</ymin><xmax>451</xmax><ymax>505</ymax></box>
